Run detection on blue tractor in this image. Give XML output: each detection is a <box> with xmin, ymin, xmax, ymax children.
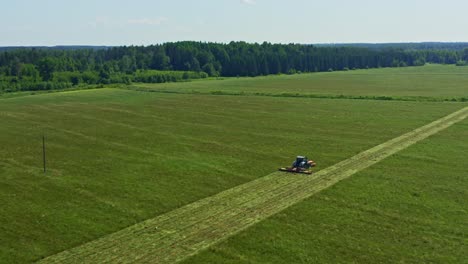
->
<box><xmin>279</xmin><ymin>156</ymin><xmax>316</xmax><ymax>174</ymax></box>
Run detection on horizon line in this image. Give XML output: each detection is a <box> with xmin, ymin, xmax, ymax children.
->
<box><xmin>2</xmin><ymin>41</ymin><xmax>468</xmax><ymax>48</ymax></box>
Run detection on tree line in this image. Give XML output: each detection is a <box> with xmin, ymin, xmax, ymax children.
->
<box><xmin>315</xmin><ymin>42</ymin><xmax>468</xmax><ymax>51</ymax></box>
<box><xmin>1</xmin><ymin>41</ymin><xmax>468</xmax><ymax>92</ymax></box>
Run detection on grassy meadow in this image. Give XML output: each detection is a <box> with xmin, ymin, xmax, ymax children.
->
<box><xmin>184</xmin><ymin>118</ymin><xmax>468</xmax><ymax>263</ymax></box>
<box><xmin>132</xmin><ymin>64</ymin><xmax>468</xmax><ymax>101</ymax></box>
<box><xmin>0</xmin><ymin>64</ymin><xmax>467</xmax><ymax>263</ymax></box>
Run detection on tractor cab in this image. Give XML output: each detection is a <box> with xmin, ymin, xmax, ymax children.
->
<box><xmin>293</xmin><ymin>156</ymin><xmax>308</xmax><ymax>168</ymax></box>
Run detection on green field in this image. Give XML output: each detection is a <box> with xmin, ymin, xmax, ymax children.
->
<box><xmin>185</xmin><ymin>116</ymin><xmax>468</xmax><ymax>263</ymax></box>
<box><xmin>38</xmin><ymin>106</ymin><xmax>468</xmax><ymax>263</ymax></box>
<box><xmin>1</xmin><ymin>65</ymin><xmax>467</xmax><ymax>263</ymax></box>
<box><xmin>132</xmin><ymin>65</ymin><xmax>468</xmax><ymax>101</ymax></box>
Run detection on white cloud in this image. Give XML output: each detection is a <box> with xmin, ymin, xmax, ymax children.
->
<box><xmin>241</xmin><ymin>0</ymin><xmax>256</xmax><ymax>5</ymax></box>
<box><xmin>127</xmin><ymin>17</ymin><xmax>168</xmax><ymax>26</ymax></box>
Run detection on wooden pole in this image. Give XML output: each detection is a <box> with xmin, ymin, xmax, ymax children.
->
<box><xmin>42</xmin><ymin>135</ymin><xmax>46</xmax><ymax>173</ymax></box>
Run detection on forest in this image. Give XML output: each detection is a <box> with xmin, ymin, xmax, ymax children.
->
<box><xmin>1</xmin><ymin>41</ymin><xmax>467</xmax><ymax>92</ymax></box>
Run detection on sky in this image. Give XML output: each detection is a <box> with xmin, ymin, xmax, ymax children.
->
<box><xmin>2</xmin><ymin>0</ymin><xmax>468</xmax><ymax>46</ymax></box>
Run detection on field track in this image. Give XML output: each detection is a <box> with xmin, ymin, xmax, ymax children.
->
<box><xmin>38</xmin><ymin>106</ymin><xmax>468</xmax><ymax>264</ymax></box>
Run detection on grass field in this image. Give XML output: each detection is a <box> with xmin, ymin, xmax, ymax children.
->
<box><xmin>185</xmin><ymin>117</ymin><xmax>468</xmax><ymax>263</ymax></box>
<box><xmin>1</xmin><ymin>65</ymin><xmax>467</xmax><ymax>263</ymax></box>
<box><xmin>132</xmin><ymin>65</ymin><xmax>468</xmax><ymax>101</ymax></box>
<box><xmin>38</xmin><ymin>106</ymin><xmax>468</xmax><ymax>263</ymax></box>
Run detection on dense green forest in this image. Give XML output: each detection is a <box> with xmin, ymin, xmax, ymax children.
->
<box><xmin>1</xmin><ymin>41</ymin><xmax>468</xmax><ymax>92</ymax></box>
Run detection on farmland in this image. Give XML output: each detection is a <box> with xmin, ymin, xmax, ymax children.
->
<box><xmin>38</xmin><ymin>106</ymin><xmax>468</xmax><ymax>263</ymax></box>
<box><xmin>185</xmin><ymin>114</ymin><xmax>468</xmax><ymax>263</ymax></box>
<box><xmin>0</xmin><ymin>65</ymin><xmax>467</xmax><ymax>263</ymax></box>
<box><xmin>132</xmin><ymin>64</ymin><xmax>468</xmax><ymax>101</ymax></box>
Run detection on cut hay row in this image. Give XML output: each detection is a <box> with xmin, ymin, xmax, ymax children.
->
<box><xmin>39</xmin><ymin>106</ymin><xmax>468</xmax><ymax>264</ymax></box>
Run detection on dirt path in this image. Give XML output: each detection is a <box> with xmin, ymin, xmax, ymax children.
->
<box><xmin>38</xmin><ymin>106</ymin><xmax>468</xmax><ymax>264</ymax></box>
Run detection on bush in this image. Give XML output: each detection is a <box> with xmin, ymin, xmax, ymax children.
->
<box><xmin>17</xmin><ymin>81</ymin><xmax>72</xmax><ymax>91</ymax></box>
<box><xmin>287</xmin><ymin>69</ymin><xmax>297</xmax><ymax>75</ymax></box>
<box><xmin>82</xmin><ymin>71</ymin><xmax>99</xmax><ymax>84</ymax></box>
<box><xmin>414</xmin><ymin>58</ymin><xmax>426</xmax><ymax>66</ymax></box>
<box><xmin>199</xmin><ymin>72</ymin><xmax>209</xmax><ymax>78</ymax></box>
<box><xmin>133</xmin><ymin>70</ymin><xmax>206</xmax><ymax>83</ymax></box>
<box><xmin>0</xmin><ymin>66</ymin><xmax>273</xmax><ymax>93</ymax></box>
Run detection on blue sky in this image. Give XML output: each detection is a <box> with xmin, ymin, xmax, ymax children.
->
<box><xmin>2</xmin><ymin>0</ymin><xmax>468</xmax><ymax>46</ymax></box>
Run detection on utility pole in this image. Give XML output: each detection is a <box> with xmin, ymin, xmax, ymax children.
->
<box><xmin>42</xmin><ymin>135</ymin><xmax>46</xmax><ymax>173</ymax></box>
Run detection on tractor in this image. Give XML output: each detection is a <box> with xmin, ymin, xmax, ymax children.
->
<box><xmin>279</xmin><ymin>156</ymin><xmax>316</xmax><ymax>174</ymax></box>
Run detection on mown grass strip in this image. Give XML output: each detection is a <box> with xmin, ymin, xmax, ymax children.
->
<box><xmin>38</xmin><ymin>106</ymin><xmax>468</xmax><ymax>264</ymax></box>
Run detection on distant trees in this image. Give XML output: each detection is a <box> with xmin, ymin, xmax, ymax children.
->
<box><xmin>38</xmin><ymin>57</ymin><xmax>57</xmax><ymax>81</ymax></box>
<box><xmin>1</xmin><ymin>42</ymin><xmax>467</xmax><ymax>92</ymax></box>
<box><xmin>463</xmin><ymin>48</ymin><xmax>468</xmax><ymax>61</ymax></box>
<box><xmin>150</xmin><ymin>48</ymin><xmax>170</xmax><ymax>70</ymax></box>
